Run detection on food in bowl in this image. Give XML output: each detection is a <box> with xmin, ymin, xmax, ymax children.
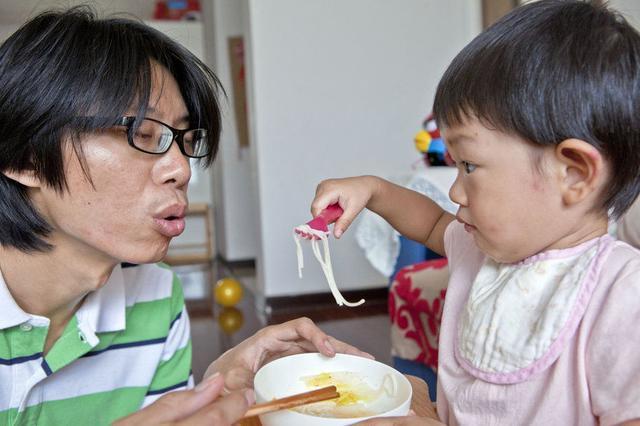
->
<box><xmin>254</xmin><ymin>352</ymin><xmax>412</xmax><ymax>426</ymax></box>
<box><xmin>292</xmin><ymin>371</ymin><xmax>397</xmax><ymax>418</ymax></box>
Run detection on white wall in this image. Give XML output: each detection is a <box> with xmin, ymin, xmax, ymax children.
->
<box><xmin>0</xmin><ymin>24</ymin><xmax>18</xmax><ymax>41</ymax></box>
<box><xmin>609</xmin><ymin>0</ymin><xmax>640</xmax><ymax>28</ymax></box>
<box><xmin>245</xmin><ymin>0</ymin><xmax>481</xmax><ymax>297</ymax></box>
<box><xmin>204</xmin><ymin>0</ymin><xmax>259</xmax><ymax>261</ymax></box>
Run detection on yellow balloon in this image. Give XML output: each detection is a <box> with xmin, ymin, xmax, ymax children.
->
<box><xmin>218</xmin><ymin>307</ymin><xmax>244</xmax><ymax>334</ymax></box>
<box><xmin>214</xmin><ymin>277</ymin><xmax>244</xmax><ymax>307</ymax></box>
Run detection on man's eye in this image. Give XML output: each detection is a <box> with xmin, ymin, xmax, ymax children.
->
<box><xmin>134</xmin><ymin>132</ymin><xmax>153</xmax><ymax>139</ymax></box>
<box><xmin>462</xmin><ymin>161</ymin><xmax>476</xmax><ymax>174</ymax></box>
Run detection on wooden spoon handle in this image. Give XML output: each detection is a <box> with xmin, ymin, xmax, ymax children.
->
<box><xmin>241</xmin><ymin>385</ymin><xmax>339</xmax><ymax>419</ymax></box>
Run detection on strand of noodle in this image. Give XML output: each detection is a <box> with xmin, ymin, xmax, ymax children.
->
<box><xmin>293</xmin><ymin>225</ymin><xmax>365</xmax><ymax>307</ymax></box>
<box><xmin>293</xmin><ymin>230</ymin><xmax>305</xmax><ymax>278</ymax></box>
<box><xmin>381</xmin><ymin>373</ymin><xmax>397</xmax><ymax>398</ymax></box>
<box><xmin>310</xmin><ymin>234</ymin><xmax>346</xmax><ymax>306</ymax></box>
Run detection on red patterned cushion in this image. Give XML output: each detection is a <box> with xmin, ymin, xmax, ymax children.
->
<box><xmin>389</xmin><ymin>259</ymin><xmax>448</xmax><ymax>370</ymax></box>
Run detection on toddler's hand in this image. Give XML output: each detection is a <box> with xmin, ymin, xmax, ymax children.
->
<box><xmin>312</xmin><ymin>176</ymin><xmax>380</xmax><ymax>238</ymax></box>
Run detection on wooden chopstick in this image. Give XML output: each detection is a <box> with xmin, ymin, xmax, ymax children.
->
<box><xmin>241</xmin><ymin>385</ymin><xmax>339</xmax><ymax>419</ymax></box>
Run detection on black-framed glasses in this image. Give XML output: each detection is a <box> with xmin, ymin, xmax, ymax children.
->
<box><xmin>115</xmin><ymin>116</ymin><xmax>209</xmax><ymax>158</ymax></box>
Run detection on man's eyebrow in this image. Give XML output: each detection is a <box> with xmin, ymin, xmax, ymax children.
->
<box><xmin>145</xmin><ymin>106</ymin><xmax>190</xmax><ymax>124</ymax></box>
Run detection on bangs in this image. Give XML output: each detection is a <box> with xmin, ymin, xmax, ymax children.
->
<box><xmin>68</xmin><ymin>15</ymin><xmax>223</xmax><ymax>168</ymax></box>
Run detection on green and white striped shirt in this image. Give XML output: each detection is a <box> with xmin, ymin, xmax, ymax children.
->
<box><xmin>0</xmin><ymin>262</ymin><xmax>193</xmax><ymax>425</ymax></box>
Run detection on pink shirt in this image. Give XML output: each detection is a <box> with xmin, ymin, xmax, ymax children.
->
<box><xmin>437</xmin><ymin>221</ymin><xmax>640</xmax><ymax>425</ymax></box>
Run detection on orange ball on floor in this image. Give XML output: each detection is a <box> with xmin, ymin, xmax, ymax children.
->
<box><xmin>217</xmin><ymin>307</ymin><xmax>244</xmax><ymax>334</ymax></box>
<box><xmin>214</xmin><ymin>277</ymin><xmax>244</xmax><ymax>307</ymax></box>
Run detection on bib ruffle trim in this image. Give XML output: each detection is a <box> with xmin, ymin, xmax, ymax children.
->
<box><xmin>454</xmin><ymin>235</ymin><xmax>613</xmax><ymax>384</ymax></box>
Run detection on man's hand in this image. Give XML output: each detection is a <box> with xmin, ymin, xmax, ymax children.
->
<box><xmin>204</xmin><ymin>317</ymin><xmax>374</xmax><ymax>391</ymax></box>
<box><xmin>114</xmin><ymin>373</ymin><xmax>253</xmax><ymax>425</ymax></box>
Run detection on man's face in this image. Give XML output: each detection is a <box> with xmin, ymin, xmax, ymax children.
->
<box><xmin>31</xmin><ymin>63</ymin><xmax>192</xmax><ymax>266</ymax></box>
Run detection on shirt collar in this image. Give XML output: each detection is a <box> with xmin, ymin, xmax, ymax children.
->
<box><xmin>0</xmin><ymin>268</ymin><xmax>31</xmax><ymax>329</ymax></box>
<box><xmin>76</xmin><ymin>264</ymin><xmax>126</xmax><ymax>334</ymax></box>
<box><xmin>0</xmin><ymin>264</ymin><xmax>126</xmax><ymax>333</ymax></box>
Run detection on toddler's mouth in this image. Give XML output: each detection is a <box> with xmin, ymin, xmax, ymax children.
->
<box><xmin>456</xmin><ymin>216</ymin><xmax>476</xmax><ymax>232</ymax></box>
<box><xmin>463</xmin><ymin>223</ymin><xmax>476</xmax><ymax>233</ymax></box>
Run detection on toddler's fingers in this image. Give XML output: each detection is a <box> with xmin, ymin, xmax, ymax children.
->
<box><xmin>334</xmin><ymin>210</ymin><xmax>357</xmax><ymax>238</ymax></box>
<box><xmin>310</xmin><ymin>194</ymin><xmax>339</xmax><ymax>217</ymax></box>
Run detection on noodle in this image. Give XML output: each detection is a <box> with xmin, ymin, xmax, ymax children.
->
<box><xmin>293</xmin><ymin>371</ymin><xmax>397</xmax><ymax>418</ymax></box>
<box><xmin>293</xmin><ymin>226</ymin><xmax>365</xmax><ymax>307</ymax></box>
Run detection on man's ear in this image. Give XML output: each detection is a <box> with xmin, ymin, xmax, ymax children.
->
<box><xmin>1</xmin><ymin>168</ymin><xmax>42</xmax><ymax>188</ymax></box>
<box><xmin>554</xmin><ymin>139</ymin><xmax>606</xmax><ymax>207</ymax></box>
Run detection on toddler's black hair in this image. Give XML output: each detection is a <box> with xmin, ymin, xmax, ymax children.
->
<box><xmin>434</xmin><ymin>0</ymin><xmax>640</xmax><ymax>218</ymax></box>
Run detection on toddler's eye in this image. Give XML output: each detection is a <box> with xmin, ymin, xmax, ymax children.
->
<box><xmin>461</xmin><ymin>161</ymin><xmax>476</xmax><ymax>174</ymax></box>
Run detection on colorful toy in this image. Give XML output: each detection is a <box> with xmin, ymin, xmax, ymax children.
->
<box><xmin>217</xmin><ymin>307</ymin><xmax>244</xmax><ymax>334</ymax></box>
<box><xmin>414</xmin><ymin>114</ymin><xmax>454</xmax><ymax>167</ymax></box>
<box><xmin>214</xmin><ymin>277</ymin><xmax>244</xmax><ymax>307</ymax></box>
<box><xmin>153</xmin><ymin>0</ymin><xmax>201</xmax><ymax>21</ymax></box>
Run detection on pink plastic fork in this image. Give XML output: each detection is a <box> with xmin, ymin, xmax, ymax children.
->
<box><xmin>294</xmin><ymin>204</ymin><xmax>344</xmax><ymax>239</ymax></box>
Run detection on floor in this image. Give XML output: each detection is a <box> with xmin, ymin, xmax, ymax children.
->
<box><xmin>173</xmin><ymin>261</ymin><xmax>391</xmax><ymax>381</ymax></box>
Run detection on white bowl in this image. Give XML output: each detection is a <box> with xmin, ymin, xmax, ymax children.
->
<box><xmin>253</xmin><ymin>353</ymin><xmax>412</xmax><ymax>426</ymax></box>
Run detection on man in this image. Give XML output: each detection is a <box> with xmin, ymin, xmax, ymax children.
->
<box><xmin>0</xmin><ymin>8</ymin><xmax>368</xmax><ymax>425</ymax></box>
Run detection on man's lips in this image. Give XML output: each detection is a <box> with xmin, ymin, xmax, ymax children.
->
<box><xmin>153</xmin><ymin>204</ymin><xmax>187</xmax><ymax>237</ymax></box>
<box><xmin>153</xmin><ymin>217</ymin><xmax>186</xmax><ymax>237</ymax></box>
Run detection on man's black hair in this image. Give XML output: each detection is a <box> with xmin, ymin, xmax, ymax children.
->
<box><xmin>0</xmin><ymin>6</ymin><xmax>223</xmax><ymax>251</ymax></box>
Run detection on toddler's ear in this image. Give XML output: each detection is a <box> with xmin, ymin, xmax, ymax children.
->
<box><xmin>554</xmin><ymin>139</ymin><xmax>606</xmax><ymax>207</ymax></box>
<box><xmin>1</xmin><ymin>168</ymin><xmax>42</xmax><ymax>188</ymax></box>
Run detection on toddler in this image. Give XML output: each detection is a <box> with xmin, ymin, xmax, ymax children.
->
<box><xmin>312</xmin><ymin>1</ymin><xmax>640</xmax><ymax>424</ymax></box>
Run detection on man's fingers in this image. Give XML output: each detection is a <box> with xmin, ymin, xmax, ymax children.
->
<box><xmin>260</xmin><ymin>317</ymin><xmax>328</xmax><ymax>351</ymax></box>
<box><xmin>183</xmin><ymin>390</ymin><xmax>251</xmax><ymax>426</ymax></box>
<box><xmin>114</xmin><ymin>374</ymin><xmax>225</xmax><ymax>425</ymax></box>
<box><xmin>152</xmin><ymin>376</ymin><xmax>224</xmax><ymax>420</ymax></box>
<box><xmin>222</xmin><ymin>367</ymin><xmax>254</xmax><ymax>392</ymax></box>
<box><xmin>292</xmin><ymin>317</ymin><xmax>335</xmax><ymax>356</ymax></box>
<box><xmin>326</xmin><ymin>336</ymin><xmax>375</xmax><ymax>359</ymax></box>
<box><xmin>288</xmin><ymin>319</ymin><xmax>373</xmax><ymax>359</ymax></box>
<box><xmin>260</xmin><ymin>318</ymin><xmax>373</xmax><ymax>360</ymax></box>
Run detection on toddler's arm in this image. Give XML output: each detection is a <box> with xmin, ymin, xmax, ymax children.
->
<box><xmin>311</xmin><ymin>175</ymin><xmax>455</xmax><ymax>256</ymax></box>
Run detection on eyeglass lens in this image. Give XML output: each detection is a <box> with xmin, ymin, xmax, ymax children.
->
<box><xmin>131</xmin><ymin>119</ymin><xmax>208</xmax><ymax>157</ymax></box>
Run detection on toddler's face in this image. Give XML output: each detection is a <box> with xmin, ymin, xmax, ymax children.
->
<box><xmin>443</xmin><ymin>117</ymin><xmax>568</xmax><ymax>263</ymax></box>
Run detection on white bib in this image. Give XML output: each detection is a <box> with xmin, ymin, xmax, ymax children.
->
<box><xmin>456</xmin><ymin>236</ymin><xmax>612</xmax><ymax>383</ymax></box>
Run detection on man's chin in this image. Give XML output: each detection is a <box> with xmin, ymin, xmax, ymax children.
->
<box><xmin>121</xmin><ymin>249</ymin><xmax>168</xmax><ymax>266</ymax></box>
